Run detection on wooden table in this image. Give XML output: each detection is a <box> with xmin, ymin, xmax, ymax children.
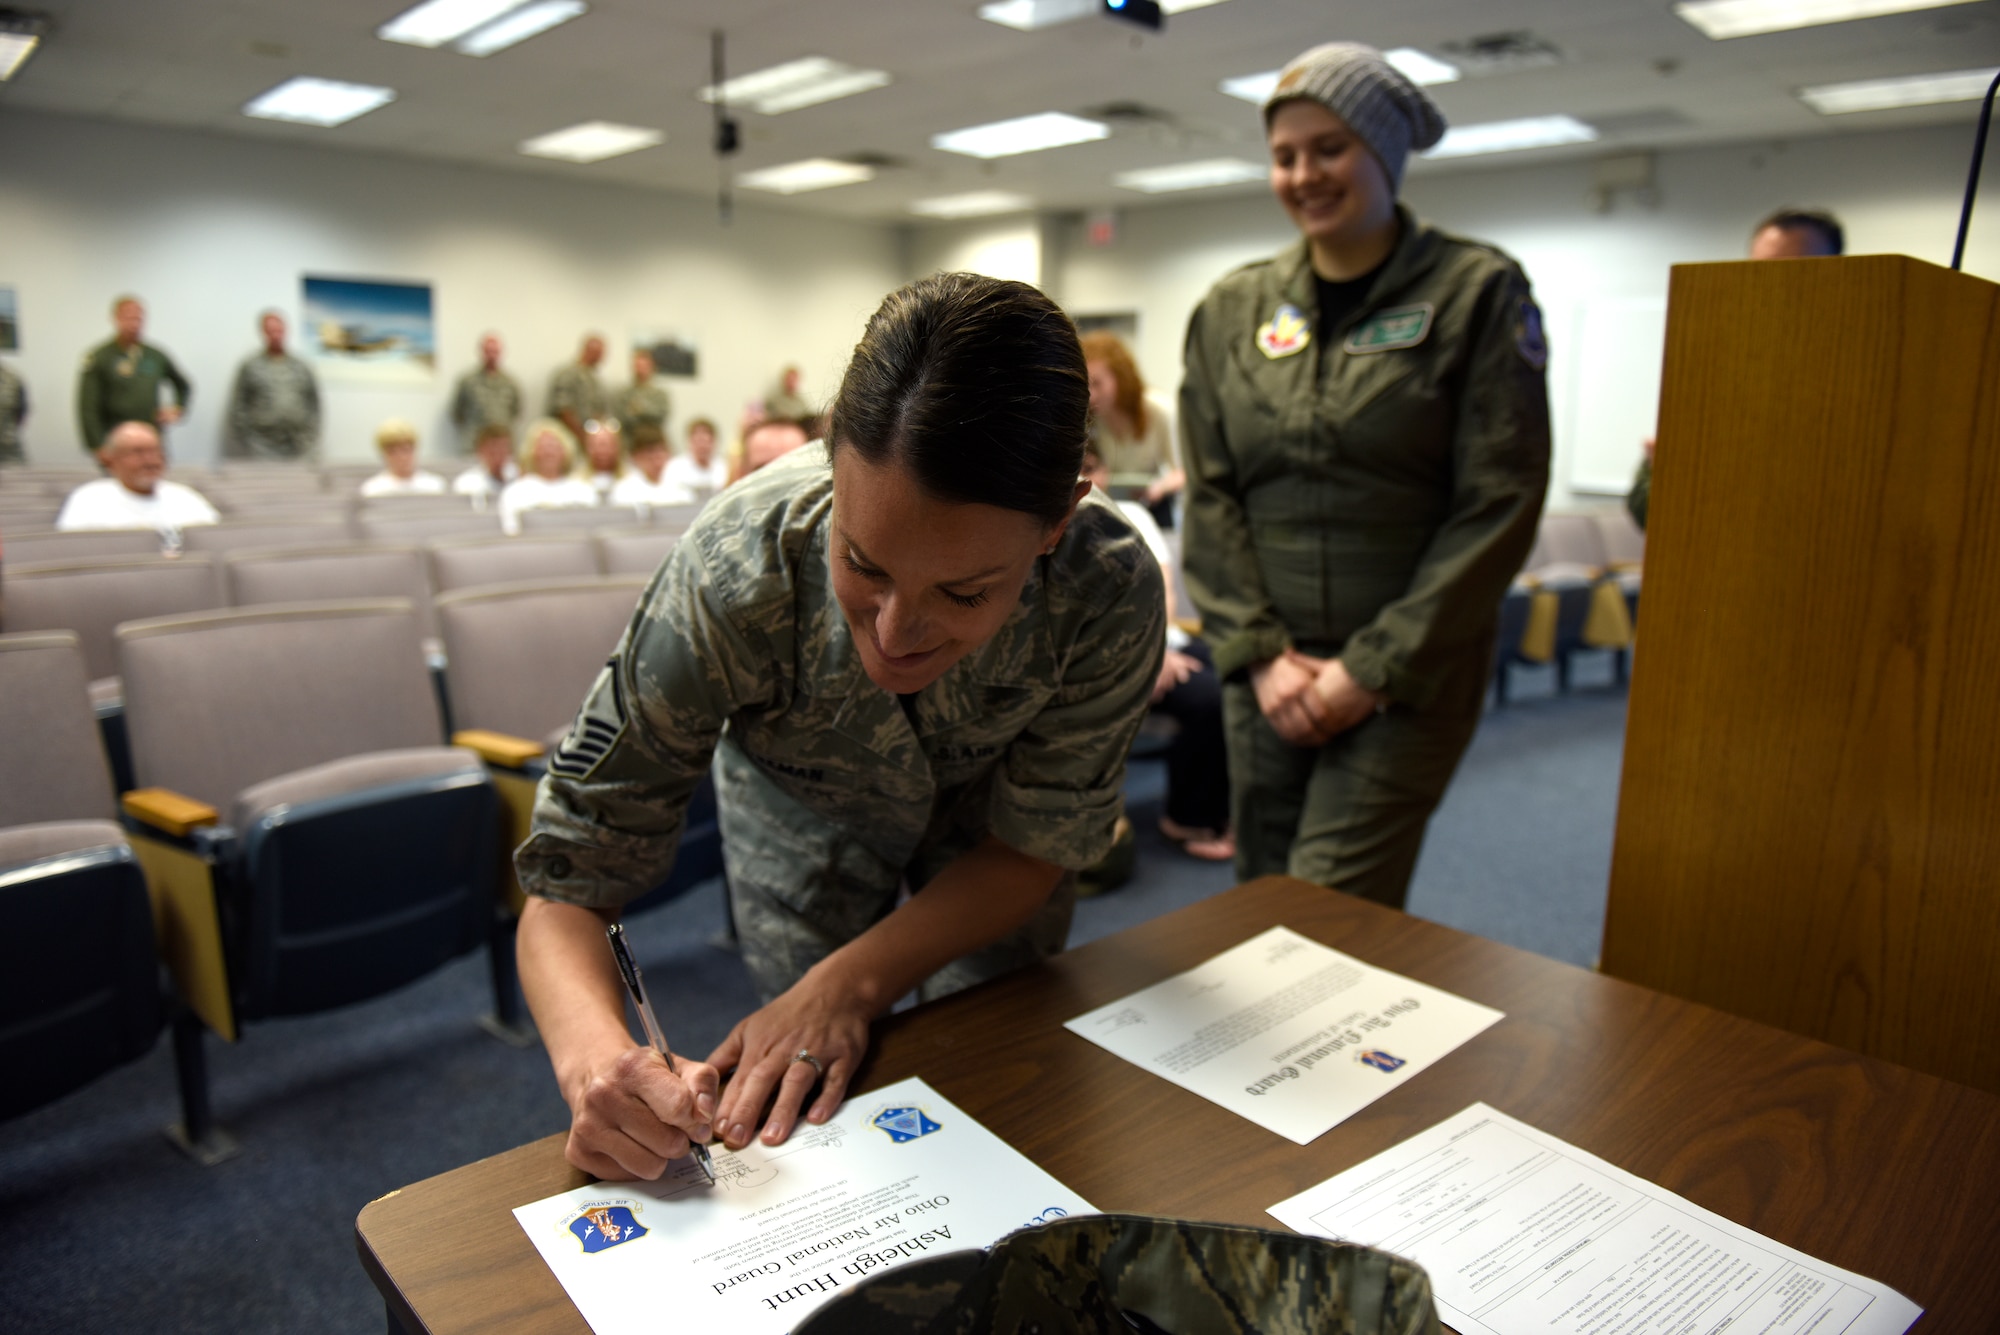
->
<box><xmin>357</xmin><ymin>877</ymin><xmax>2000</xmax><ymax>1333</ymax></box>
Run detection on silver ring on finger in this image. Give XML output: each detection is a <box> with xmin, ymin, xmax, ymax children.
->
<box><xmin>792</xmin><ymin>1049</ymin><xmax>824</xmax><ymax>1079</ymax></box>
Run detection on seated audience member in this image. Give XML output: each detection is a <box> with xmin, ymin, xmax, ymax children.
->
<box><xmin>1749</xmin><ymin>207</ymin><xmax>1843</xmax><ymax>260</ymax></box>
<box><xmin>359</xmin><ymin>419</ymin><xmax>447</xmax><ymax>497</ymax></box>
<box><xmin>499</xmin><ymin>417</ymin><xmax>597</xmax><ymax>535</ymax></box>
<box><xmin>1084</xmin><ymin>446</ymin><xmax>1232</xmax><ymax>861</ymax></box>
<box><xmin>453</xmin><ymin>422</ymin><xmax>520</xmax><ymax>506</ymax></box>
<box><xmin>56</xmin><ymin>420</ymin><xmax>219</xmax><ymax>539</ymax></box>
<box><xmin>577</xmin><ymin>420</ymin><xmax>628</xmax><ymax>501</ymax></box>
<box><xmin>610</xmin><ymin>424</ymin><xmax>695</xmax><ymax>510</ymax></box>
<box><xmin>730</xmin><ymin>416</ymin><xmax>810</xmax><ymax>485</ymax></box>
<box><xmin>663</xmin><ymin>416</ymin><xmax>729</xmax><ymax>500</ymax></box>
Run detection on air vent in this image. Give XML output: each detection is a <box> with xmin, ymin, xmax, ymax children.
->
<box><xmin>1438</xmin><ymin>31</ymin><xmax>1563</xmax><ymax>76</ymax></box>
<box><xmin>840</xmin><ymin>151</ymin><xmax>907</xmax><ymax>170</ymax></box>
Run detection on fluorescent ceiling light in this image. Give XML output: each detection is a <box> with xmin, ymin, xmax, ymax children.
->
<box><xmin>933</xmin><ymin>111</ymin><xmax>1109</xmax><ymax>159</ymax></box>
<box><xmin>1424</xmin><ymin>114</ymin><xmax>1598</xmax><ymax>159</ymax></box>
<box><xmin>518</xmin><ymin>120</ymin><xmax>663</xmax><ymax>163</ymax></box>
<box><xmin>1160</xmin><ymin>0</ymin><xmax>1232</xmax><ymax>9</ymax></box>
<box><xmin>978</xmin><ymin>0</ymin><xmax>1094</xmax><ymax>31</ymax></box>
<box><xmin>1798</xmin><ymin>66</ymin><xmax>1999</xmax><ymax>113</ymax></box>
<box><xmin>699</xmin><ymin>56</ymin><xmax>890</xmax><ymax>115</ymax></box>
<box><xmin>1385</xmin><ymin>47</ymin><xmax>1460</xmax><ymax>85</ymax></box>
<box><xmin>738</xmin><ymin>158</ymin><xmax>876</xmax><ymax>194</ymax></box>
<box><xmin>0</xmin><ymin>31</ymin><xmax>38</xmax><ymax>82</ymax></box>
<box><xmin>1219</xmin><ymin>70</ymin><xmax>1278</xmax><ymax>104</ymax></box>
<box><xmin>243</xmin><ymin>77</ymin><xmax>396</xmax><ymax>127</ymax></box>
<box><xmin>455</xmin><ymin>0</ymin><xmax>584</xmax><ymax>55</ymax></box>
<box><xmin>1222</xmin><ymin>49</ymin><xmax>1458</xmax><ymax>105</ymax></box>
<box><xmin>909</xmin><ymin>190</ymin><xmax>1036</xmax><ymax>218</ymax></box>
<box><xmin>1674</xmin><ymin>0</ymin><xmax>1979</xmax><ymax>39</ymax></box>
<box><xmin>377</xmin><ymin>0</ymin><xmax>521</xmax><ymax>47</ymax></box>
<box><xmin>1114</xmin><ymin>158</ymin><xmax>1265</xmax><ymax>193</ymax></box>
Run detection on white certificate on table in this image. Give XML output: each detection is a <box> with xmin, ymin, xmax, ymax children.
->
<box><xmin>1063</xmin><ymin>925</ymin><xmax>1504</xmax><ymax>1144</ymax></box>
<box><xmin>513</xmin><ymin>1076</ymin><xmax>1092</xmax><ymax>1335</ymax></box>
<box><xmin>1268</xmin><ymin>1103</ymin><xmax>1922</xmax><ymax>1335</ymax></box>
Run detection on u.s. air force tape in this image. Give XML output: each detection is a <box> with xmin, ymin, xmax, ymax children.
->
<box><xmin>548</xmin><ymin>659</ymin><xmax>628</xmax><ymax>780</ymax></box>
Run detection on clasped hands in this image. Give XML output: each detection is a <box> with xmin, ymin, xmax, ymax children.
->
<box><xmin>1250</xmin><ymin>649</ymin><xmax>1387</xmax><ymax>748</ymax></box>
<box><xmin>563</xmin><ymin>969</ymin><xmax>869</xmax><ymax>1182</ymax></box>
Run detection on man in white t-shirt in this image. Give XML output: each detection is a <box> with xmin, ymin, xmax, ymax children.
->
<box><xmin>609</xmin><ymin>423</ymin><xmax>695</xmax><ymax>511</ymax></box>
<box><xmin>661</xmin><ymin>416</ymin><xmax>729</xmax><ymax>500</ymax></box>
<box><xmin>56</xmin><ymin>421</ymin><xmax>220</xmax><ymax>538</ymax></box>
<box><xmin>453</xmin><ymin>422</ymin><xmax>520</xmax><ymax>506</ymax></box>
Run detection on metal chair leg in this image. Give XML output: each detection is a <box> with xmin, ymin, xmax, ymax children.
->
<box><xmin>164</xmin><ymin>1007</ymin><xmax>240</xmax><ymax>1166</ymax></box>
<box><xmin>479</xmin><ymin>911</ymin><xmax>537</xmax><ymax>1048</ymax></box>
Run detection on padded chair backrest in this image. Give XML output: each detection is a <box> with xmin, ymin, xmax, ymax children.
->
<box><xmin>357</xmin><ymin>510</ymin><xmax>503</xmax><ymax>545</ymax></box>
<box><xmin>1</xmin><ymin>528</ymin><xmax>163</xmax><ymax>564</ymax></box>
<box><xmin>0</xmin><ymin>631</ymin><xmax>117</xmax><ymax>826</ymax></box>
<box><xmin>2</xmin><ymin>556</ymin><xmax>222</xmax><ymax>683</ymax></box>
<box><xmin>1594</xmin><ymin>510</ymin><xmax>1645</xmax><ymax>566</ymax></box>
<box><xmin>594</xmin><ymin>528</ymin><xmax>680</xmax><ymax>576</ymax></box>
<box><xmin>427</xmin><ymin>535</ymin><xmax>598</xmax><ymax>593</ymax></box>
<box><xmin>181</xmin><ymin>520</ymin><xmax>353</xmax><ymax>554</ymax></box>
<box><xmin>224</xmin><ymin>545</ymin><xmax>435</xmax><ymax>639</ymax></box>
<box><xmin>117</xmin><ymin>600</ymin><xmax>442</xmax><ymax>809</ymax></box>
<box><xmin>518</xmin><ymin>505</ymin><xmax>641</xmax><ymax>533</ymax></box>
<box><xmin>647</xmin><ymin>502</ymin><xmax>704</xmax><ymax>533</ymax></box>
<box><xmin>213</xmin><ymin>499</ymin><xmax>352</xmax><ymax>525</ymax></box>
<box><xmin>436</xmin><ymin>577</ymin><xmax>649</xmax><ymax>741</ymax></box>
<box><xmin>1537</xmin><ymin>513</ymin><xmax>1608</xmax><ymax>569</ymax></box>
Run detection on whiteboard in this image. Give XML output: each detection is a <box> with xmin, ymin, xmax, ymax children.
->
<box><xmin>1565</xmin><ymin>296</ymin><xmax>1667</xmax><ymax>496</ymax></box>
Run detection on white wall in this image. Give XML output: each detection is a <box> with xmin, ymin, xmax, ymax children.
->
<box><xmin>918</xmin><ymin>121</ymin><xmax>1997</xmax><ymax>508</ymax></box>
<box><xmin>0</xmin><ymin>110</ymin><xmax>904</xmax><ymax>466</ymax></box>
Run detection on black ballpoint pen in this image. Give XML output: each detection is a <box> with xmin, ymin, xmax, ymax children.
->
<box><xmin>605</xmin><ymin>923</ymin><xmax>716</xmax><ymax>1185</ymax></box>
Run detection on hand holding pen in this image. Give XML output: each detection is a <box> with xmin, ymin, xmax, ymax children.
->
<box><xmin>606</xmin><ymin>923</ymin><xmax>717</xmax><ymax>1185</ymax></box>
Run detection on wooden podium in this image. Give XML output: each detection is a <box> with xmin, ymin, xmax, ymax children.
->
<box><xmin>1602</xmin><ymin>254</ymin><xmax>2000</xmax><ymax>1095</ymax></box>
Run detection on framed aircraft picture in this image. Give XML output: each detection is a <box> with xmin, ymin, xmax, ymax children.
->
<box><xmin>301</xmin><ymin>275</ymin><xmax>436</xmax><ymax>384</ymax></box>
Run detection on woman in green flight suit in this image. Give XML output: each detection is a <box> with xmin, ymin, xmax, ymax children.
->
<box><xmin>1181</xmin><ymin>42</ymin><xmax>1552</xmax><ymax>909</ymax></box>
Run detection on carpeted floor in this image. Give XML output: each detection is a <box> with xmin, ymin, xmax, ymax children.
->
<box><xmin>0</xmin><ymin>659</ymin><xmax>1624</xmax><ymax>1333</ymax></box>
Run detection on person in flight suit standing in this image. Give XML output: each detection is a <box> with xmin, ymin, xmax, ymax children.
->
<box><xmin>225</xmin><ymin>310</ymin><xmax>320</xmax><ymax>460</ymax></box>
<box><xmin>1180</xmin><ymin>41</ymin><xmax>1550</xmax><ymax>909</ymax></box>
<box><xmin>76</xmin><ymin>295</ymin><xmax>191</xmax><ymax>454</ymax></box>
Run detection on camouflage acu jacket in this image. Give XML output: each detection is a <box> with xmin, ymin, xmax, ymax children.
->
<box><xmin>518</xmin><ymin>446</ymin><xmax>1164</xmax><ymax>914</ymax></box>
<box><xmin>793</xmin><ymin>1214</ymin><xmax>1440</xmax><ymax>1335</ymax></box>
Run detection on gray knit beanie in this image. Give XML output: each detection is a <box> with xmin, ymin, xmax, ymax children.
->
<box><xmin>1263</xmin><ymin>42</ymin><xmax>1447</xmax><ymax>191</ymax></box>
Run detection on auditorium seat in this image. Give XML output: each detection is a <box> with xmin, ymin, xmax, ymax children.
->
<box><xmin>357</xmin><ymin>509</ymin><xmax>504</xmax><ymax>545</ymax></box>
<box><xmin>517</xmin><ymin>505</ymin><xmax>644</xmax><ymax>533</ymax></box>
<box><xmin>436</xmin><ymin>575</ymin><xmax>722</xmax><ymax>928</ymax></box>
<box><xmin>2</xmin><ymin>528</ymin><xmax>165</xmax><ymax>564</ymax></box>
<box><xmin>115</xmin><ymin>600</ymin><xmax>502</xmax><ymax>1135</ymax></box>
<box><xmin>1</xmin><ymin>555</ymin><xmax>222</xmax><ymax>701</ymax></box>
<box><xmin>427</xmin><ymin>534</ymin><xmax>598</xmax><ymax>593</ymax></box>
<box><xmin>0</xmin><ymin>631</ymin><xmax>174</xmax><ymax>1133</ymax></box>
<box><xmin>223</xmin><ymin>544</ymin><xmax>437</xmax><ymax>645</ymax></box>
<box><xmin>594</xmin><ymin>527</ymin><xmax>680</xmax><ymax>577</ymax></box>
<box><xmin>181</xmin><ymin>519</ymin><xmax>353</xmax><ymax>555</ymax></box>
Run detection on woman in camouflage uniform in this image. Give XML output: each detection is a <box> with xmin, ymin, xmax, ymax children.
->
<box><xmin>1181</xmin><ymin>43</ymin><xmax>1551</xmax><ymax>909</ymax></box>
<box><xmin>516</xmin><ymin>274</ymin><xmax>1165</xmax><ymax>1181</ymax></box>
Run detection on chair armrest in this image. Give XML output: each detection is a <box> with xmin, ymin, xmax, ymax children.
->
<box><xmin>122</xmin><ymin>787</ymin><xmax>221</xmax><ymax>838</ymax></box>
<box><xmin>452</xmin><ymin>729</ymin><xmax>546</xmax><ymax>768</ymax></box>
<box><xmin>1172</xmin><ymin>617</ymin><xmax>1203</xmax><ymax>638</ymax></box>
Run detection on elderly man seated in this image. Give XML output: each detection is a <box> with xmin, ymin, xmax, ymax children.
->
<box><xmin>56</xmin><ymin>421</ymin><xmax>220</xmax><ymax>538</ymax></box>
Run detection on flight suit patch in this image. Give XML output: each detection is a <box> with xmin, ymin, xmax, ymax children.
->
<box><xmin>1256</xmin><ymin>304</ymin><xmax>1312</xmax><ymax>359</ymax></box>
<box><xmin>1515</xmin><ymin>297</ymin><xmax>1549</xmax><ymax>370</ymax></box>
<box><xmin>1342</xmin><ymin>304</ymin><xmax>1434</xmax><ymax>354</ymax></box>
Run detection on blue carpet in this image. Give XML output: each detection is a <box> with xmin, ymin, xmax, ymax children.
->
<box><xmin>0</xmin><ymin>667</ymin><xmax>1625</xmax><ymax>1332</ymax></box>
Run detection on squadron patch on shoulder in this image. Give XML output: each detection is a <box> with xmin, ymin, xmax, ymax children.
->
<box><xmin>547</xmin><ymin>659</ymin><xmax>628</xmax><ymax>780</ymax></box>
<box><xmin>1256</xmin><ymin>303</ymin><xmax>1312</xmax><ymax>359</ymax></box>
<box><xmin>1343</xmin><ymin>303</ymin><xmax>1434</xmax><ymax>354</ymax></box>
<box><xmin>1515</xmin><ymin>296</ymin><xmax>1549</xmax><ymax>370</ymax></box>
